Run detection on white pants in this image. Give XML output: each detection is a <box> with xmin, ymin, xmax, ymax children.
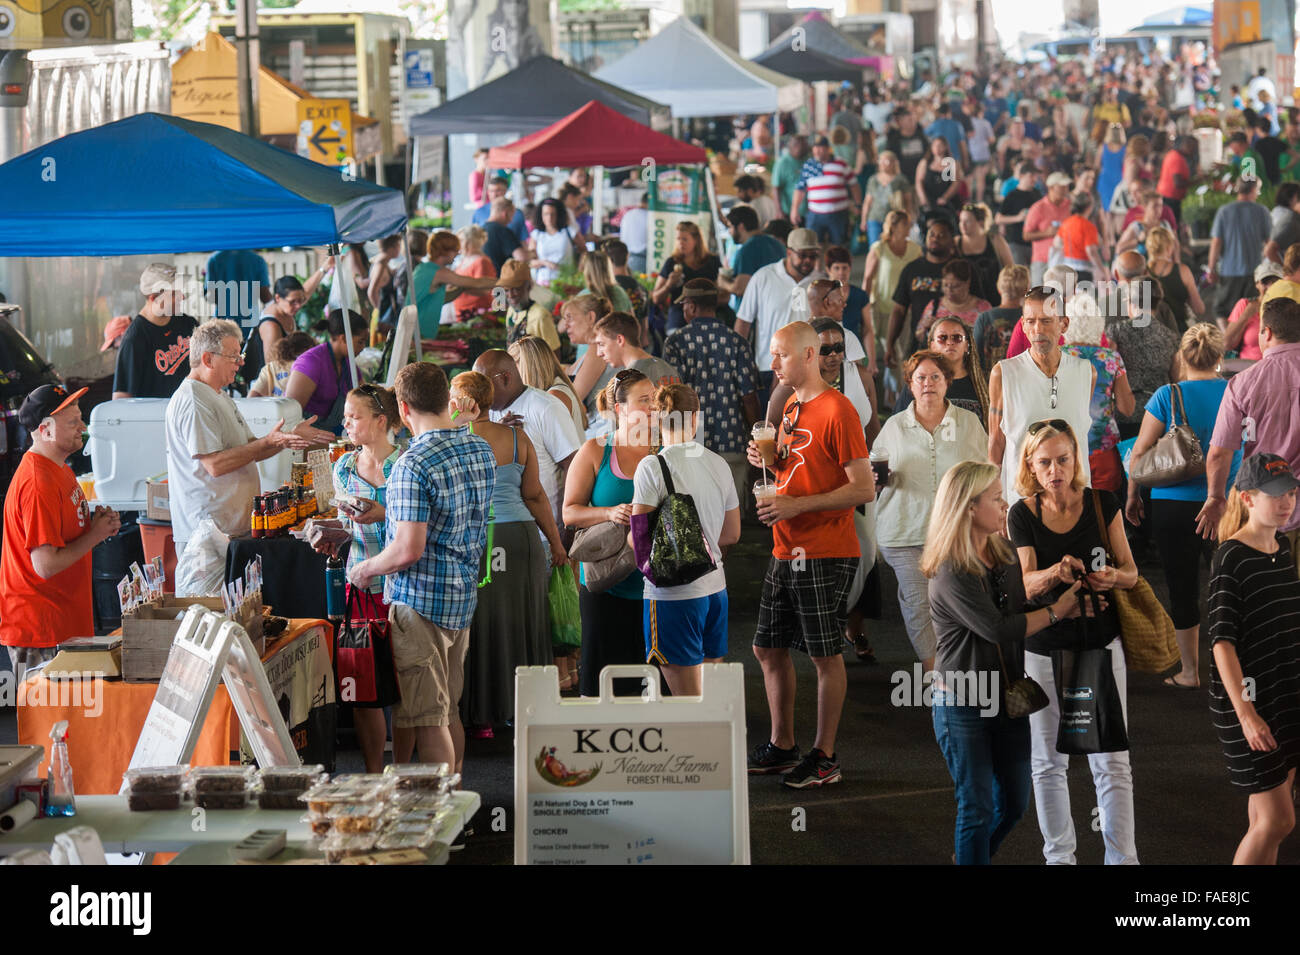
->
<box><xmin>1024</xmin><ymin>638</ymin><xmax>1139</xmax><ymax>865</ymax></box>
<box><xmin>878</xmin><ymin>544</ymin><xmax>935</xmax><ymax>663</ymax></box>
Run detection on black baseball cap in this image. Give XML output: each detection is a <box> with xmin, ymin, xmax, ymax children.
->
<box><xmin>812</xmin><ymin>134</ymin><xmax>831</xmax><ymax>148</ymax></box>
<box><xmin>1234</xmin><ymin>452</ymin><xmax>1300</xmax><ymax>495</ymax></box>
<box><xmin>18</xmin><ymin>384</ymin><xmax>88</xmax><ymax>432</ymax></box>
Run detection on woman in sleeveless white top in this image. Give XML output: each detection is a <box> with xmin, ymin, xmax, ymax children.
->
<box><xmin>998</xmin><ymin>348</ymin><xmax>1093</xmax><ymax>506</ymax></box>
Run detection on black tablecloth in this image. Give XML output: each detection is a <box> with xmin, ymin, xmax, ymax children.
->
<box><xmin>225</xmin><ymin>535</ymin><xmax>342</xmax><ymax>621</ymax></box>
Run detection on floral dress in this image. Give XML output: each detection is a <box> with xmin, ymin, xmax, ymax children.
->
<box><xmin>1061</xmin><ymin>343</ymin><xmax>1125</xmax><ymax>453</ymax></box>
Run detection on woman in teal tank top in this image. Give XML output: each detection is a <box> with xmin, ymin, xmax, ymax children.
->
<box><xmin>562</xmin><ymin>368</ymin><xmax>656</xmax><ymax>697</ymax></box>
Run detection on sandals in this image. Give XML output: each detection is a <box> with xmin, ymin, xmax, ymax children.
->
<box><xmin>1163</xmin><ymin>674</ymin><xmax>1200</xmax><ymax>690</ymax></box>
<box><xmin>846</xmin><ymin>633</ymin><xmax>877</xmax><ymax>665</ymax></box>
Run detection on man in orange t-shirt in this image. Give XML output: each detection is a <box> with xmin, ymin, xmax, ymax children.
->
<box><xmin>0</xmin><ymin>385</ymin><xmax>120</xmax><ymax>681</ymax></box>
<box><xmin>746</xmin><ymin>322</ymin><xmax>875</xmax><ymax>789</ymax></box>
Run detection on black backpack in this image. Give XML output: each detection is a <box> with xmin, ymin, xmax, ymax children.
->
<box><xmin>630</xmin><ymin>453</ymin><xmax>716</xmax><ymax>588</ymax></box>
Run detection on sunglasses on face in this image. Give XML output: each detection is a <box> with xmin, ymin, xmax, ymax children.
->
<box><xmin>820</xmin><ymin>343</ymin><xmax>845</xmax><ymax>356</ymax></box>
<box><xmin>933</xmin><ymin>332</ymin><xmax>966</xmax><ymax>344</ymax></box>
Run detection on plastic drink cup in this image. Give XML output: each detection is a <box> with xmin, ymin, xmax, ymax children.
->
<box><xmin>753</xmin><ymin>481</ymin><xmax>778</xmax><ymax>503</ymax></box>
<box><xmin>869</xmin><ymin>448</ymin><xmax>890</xmax><ymax>488</ymax></box>
<box><xmin>753</xmin><ymin>423</ymin><xmax>778</xmax><ymax>467</ymax></box>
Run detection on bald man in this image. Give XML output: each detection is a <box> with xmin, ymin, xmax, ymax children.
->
<box><xmin>806</xmin><ymin>278</ymin><xmax>869</xmax><ymax>365</ymax></box>
<box><xmin>746</xmin><ymin>321</ymin><xmax>875</xmax><ymax>789</ymax></box>
<box><xmin>474</xmin><ymin>349</ymin><xmax>581</xmax><ymax>529</ymax></box>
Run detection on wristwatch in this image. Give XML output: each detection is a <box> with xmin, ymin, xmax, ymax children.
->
<box><xmin>1047</xmin><ymin>606</ymin><xmax>1059</xmax><ymax>626</ymax></box>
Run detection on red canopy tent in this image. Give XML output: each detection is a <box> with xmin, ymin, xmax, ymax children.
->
<box><xmin>486</xmin><ymin>100</ymin><xmax>707</xmax><ymax>168</ymax></box>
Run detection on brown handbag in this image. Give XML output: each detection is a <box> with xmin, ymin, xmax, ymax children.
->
<box><xmin>1090</xmin><ymin>491</ymin><xmax>1180</xmax><ymax>673</ymax></box>
<box><xmin>569</xmin><ymin>521</ymin><xmax>637</xmax><ymax>594</ymax></box>
<box><xmin>1128</xmin><ymin>383</ymin><xmax>1205</xmax><ymax>488</ymax></box>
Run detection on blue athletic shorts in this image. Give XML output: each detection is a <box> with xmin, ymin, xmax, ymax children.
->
<box><xmin>645</xmin><ymin>591</ymin><xmax>728</xmax><ymax>667</ymax></box>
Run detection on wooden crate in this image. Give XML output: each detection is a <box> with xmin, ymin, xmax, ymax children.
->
<box><xmin>122</xmin><ymin>596</ymin><xmax>264</xmax><ymax>683</ymax></box>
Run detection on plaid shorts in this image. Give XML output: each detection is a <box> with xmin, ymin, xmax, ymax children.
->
<box><xmin>754</xmin><ymin>556</ymin><xmax>859</xmax><ymax>658</ymax></box>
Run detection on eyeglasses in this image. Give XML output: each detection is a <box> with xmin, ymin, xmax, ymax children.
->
<box><xmin>912</xmin><ymin>372</ymin><xmax>945</xmax><ymax>385</ymax></box>
<box><xmin>218</xmin><ymin>351</ymin><xmax>243</xmax><ymax>364</ymax></box>
<box><xmin>933</xmin><ymin>332</ymin><xmax>966</xmax><ymax>344</ymax></box>
<box><xmin>819</xmin><ymin>343</ymin><xmax>845</xmax><ymax>356</ymax></box>
<box><xmin>1026</xmin><ymin>418</ymin><xmax>1071</xmax><ymax>435</ymax></box>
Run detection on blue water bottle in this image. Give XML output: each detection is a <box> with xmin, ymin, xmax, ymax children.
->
<box><xmin>325</xmin><ymin>554</ymin><xmax>346</xmax><ymax>619</ymax></box>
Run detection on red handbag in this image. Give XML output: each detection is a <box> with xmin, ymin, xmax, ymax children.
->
<box><xmin>336</xmin><ymin>585</ymin><xmax>390</xmax><ymax>705</ymax></box>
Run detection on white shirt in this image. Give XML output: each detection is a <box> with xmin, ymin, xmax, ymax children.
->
<box><xmin>997</xmin><ymin>350</ymin><xmax>1093</xmax><ymax>508</ymax></box>
<box><xmin>873</xmin><ymin>402</ymin><xmax>988</xmax><ymax>547</ymax></box>
<box><xmin>738</xmin><ymin>196</ymin><xmax>779</xmax><ymax>229</ymax></box>
<box><xmin>491</xmin><ymin>386</ymin><xmax>582</xmax><ymax>515</ymax></box>
<box><xmin>165</xmin><ymin>378</ymin><xmax>260</xmax><ymax>545</ymax></box>
<box><xmin>619</xmin><ymin>207</ymin><xmax>648</xmax><ymax>255</ymax></box>
<box><xmin>1248</xmin><ymin>74</ymin><xmax>1277</xmax><ymax>109</ymax></box>
<box><xmin>631</xmin><ymin>441</ymin><xmax>738</xmax><ymax>601</ymax></box>
<box><xmin>737</xmin><ymin>260</ymin><xmax>818</xmax><ymax>370</ymax></box>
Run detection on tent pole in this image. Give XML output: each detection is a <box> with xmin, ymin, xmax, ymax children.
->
<box><xmin>404</xmin><ymin>232</ymin><xmax>421</xmax><ymax>363</ymax></box>
<box><xmin>592</xmin><ymin>164</ymin><xmax>605</xmax><ymax>238</ymax></box>
<box><xmin>332</xmin><ymin>244</ymin><xmax>361</xmax><ymax>390</ymax></box>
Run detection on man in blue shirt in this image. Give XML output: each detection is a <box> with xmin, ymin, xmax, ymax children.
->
<box><xmin>471</xmin><ymin>176</ymin><xmax>529</xmax><ymax>244</ymax></box>
<box><xmin>348</xmin><ymin>361</ymin><xmax>495</xmax><ymax>772</ymax></box>
<box><xmin>719</xmin><ymin>205</ymin><xmax>785</xmax><ymax>311</ymax></box>
<box><xmin>205</xmin><ymin>249</ymin><xmax>270</xmax><ymax>333</ymax></box>
<box><xmin>925</xmin><ymin>102</ymin><xmax>969</xmax><ymax>170</ymax></box>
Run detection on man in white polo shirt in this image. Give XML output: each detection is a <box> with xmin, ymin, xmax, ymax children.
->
<box><xmin>790</xmin><ymin>134</ymin><xmax>861</xmax><ymax>247</ymax></box>
<box><xmin>734</xmin><ymin>228</ymin><xmax>823</xmax><ymax>395</ymax></box>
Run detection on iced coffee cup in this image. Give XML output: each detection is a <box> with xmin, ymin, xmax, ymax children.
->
<box><xmin>869</xmin><ymin>448</ymin><xmax>890</xmax><ymax>488</ymax></box>
<box><xmin>752</xmin><ymin>422</ymin><xmax>778</xmax><ymax>467</ymax></box>
<box><xmin>753</xmin><ymin>480</ymin><xmax>778</xmax><ymax>504</ymax></box>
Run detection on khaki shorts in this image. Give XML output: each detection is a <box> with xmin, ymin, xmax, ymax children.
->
<box><xmin>388</xmin><ymin>602</ymin><xmax>469</xmax><ymax>729</ymax></box>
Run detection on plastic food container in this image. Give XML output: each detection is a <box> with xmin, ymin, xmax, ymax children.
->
<box><xmin>195</xmin><ymin>790</ymin><xmax>251</xmax><ymax>810</ymax></box>
<box><xmin>327</xmin><ymin>802</ymin><xmax>387</xmax><ymax>833</ymax></box>
<box><xmin>383</xmin><ymin>763</ymin><xmax>453</xmax><ymax>791</ymax></box>
<box><xmin>187</xmin><ymin>765</ymin><xmax>257</xmax><ymax>794</ymax></box>
<box><xmin>376</xmin><ymin>822</ymin><xmax>438</xmax><ymax>851</ymax></box>
<box><xmin>123</xmin><ymin>766</ymin><xmax>186</xmax><ymax>811</ymax></box>
<box><xmin>320</xmin><ymin>830</ymin><xmax>378</xmax><ymax>864</ymax></box>
<box><xmin>258</xmin><ymin>765</ymin><xmax>327</xmax><ymax>810</ymax></box>
<box><xmin>302</xmin><ymin>812</ymin><xmax>333</xmax><ymax>837</ymax></box>
<box><xmin>389</xmin><ymin>789</ymin><xmax>452</xmax><ymax>813</ymax></box>
<box><xmin>300</xmin><ymin>780</ymin><xmax>386</xmax><ymax>814</ymax></box>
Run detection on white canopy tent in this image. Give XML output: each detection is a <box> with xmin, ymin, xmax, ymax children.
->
<box><xmin>594</xmin><ymin>16</ymin><xmax>803</xmax><ymax>119</ymax></box>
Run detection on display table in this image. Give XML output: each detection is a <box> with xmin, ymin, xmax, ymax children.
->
<box><xmin>226</xmin><ymin>535</ymin><xmax>334</xmax><ymax>621</ymax></box>
<box><xmin>0</xmin><ymin>791</ymin><xmax>479</xmax><ymax>865</ymax></box>
<box><xmin>17</xmin><ymin>619</ymin><xmax>336</xmax><ymax>792</ymax></box>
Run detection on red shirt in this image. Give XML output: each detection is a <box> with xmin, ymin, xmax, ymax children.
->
<box><xmin>1121</xmin><ymin>206</ymin><xmax>1178</xmax><ymax>230</ymax></box>
<box><xmin>0</xmin><ymin>451</ymin><xmax>94</xmax><ymax>648</ymax></box>
<box><xmin>1157</xmin><ymin>150</ymin><xmax>1190</xmax><ymax>201</ymax></box>
<box><xmin>770</xmin><ymin>388</ymin><xmax>869</xmax><ymax>559</ymax></box>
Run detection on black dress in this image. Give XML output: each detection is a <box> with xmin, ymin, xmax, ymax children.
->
<box><xmin>1208</xmin><ymin>536</ymin><xmax>1300</xmax><ymax>793</ymax></box>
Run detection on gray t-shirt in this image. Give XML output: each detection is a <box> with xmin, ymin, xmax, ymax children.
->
<box><xmin>165</xmin><ymin>377</ymin><xmax>260</xmax><ymax>545</ymax></box>
<box><xmin>928</xmin><ymin>556</ymin><xmax>1027</xmax><ymax>680</ymax></box>
<box><xmin>631</xmin><ymin>355</ymin><xmax>680</xmax><ymax>389</ymax></box>
<box><xmin>1211</xmin><ymin>199</ymin><xmax>1272</xmax><ymax>277</ymax></box>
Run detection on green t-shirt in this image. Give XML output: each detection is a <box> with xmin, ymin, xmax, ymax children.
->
<box><xmin>773</xmin><ymin>152</ymin><xmax>802</xmax><ymax>215</ymax></box>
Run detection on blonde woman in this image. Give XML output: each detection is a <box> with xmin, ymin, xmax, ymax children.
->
<box><xmin>509</xmin><ymin>334</ymin><xmax>587</xmax><ymax>437</ymax></box>
<box><xmin>453</xmin><ymin>224</ymin><xmax>498</xmax><ymax>319</ymax></box>
<box><xmin>923</xmin><ymin>460</ymin><xmax>1091</xmax><ymax>865</ymax></box>
<box><xmin>582</xmin><ymin>250</ymin><xmax>632</xmax><ymax>315</ymax></box>
<box><xmin>1006</xmin><ymin>420</ymin><xmax>1139</xmax><ymax>865</ymax></box>
<box><xmin>651</xmin><ymin>221</ymin><xmax>720</xmax><ymax>332</ymax></box>
<box><xmin>860</xmin><ymin>150</ymin><xmax>910</xmax><ymax>245</ymax></box>
<box><xmin>861</xmin><ymin>209</ymin><xmax>922</xmax><ymax>401</ymax></box>
<box><xmin>1208</xmin><ymin>453</ymin><xmax>1300</xmax><ymax>864</ymax></box>
<box><xmin>558</xmin><ymin>293</ymin><xmax>613</xmax><ymax>425</ymax></box>
<box><xmin>1146</xmin><ymin>226</ymin><xmax>1203</xmax><ymax>328</ymax></box>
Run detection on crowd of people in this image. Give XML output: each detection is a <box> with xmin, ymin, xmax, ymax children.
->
<box><xmin>8</xmin><ymin>45</ymin><xmax>1300</xmax><ymax>866</ymax></box>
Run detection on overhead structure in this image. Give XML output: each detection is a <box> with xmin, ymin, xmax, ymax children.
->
<box><xmin>0</xmin><ymin>113</ymin><xmax>406</xmax><ymax>257</ymax></box>
<box><xmin>409</xmin><ymin>54</ymin><xmax>671</xmax><ymax>136</ymax></box>
<box><xmin>751</xmin><ymin>44</ymin><xmax>864</xmax><ymax>84</ymax></box>
<box><xmin>486</xmin><ymin>101</ymin><xmax>706</xmax><ymax>169</ymax></box>
<box><xmin>756</xmin><ymin>11</ymin><xmax>877</xmax><ymax>72</ymax></box>
<box><xmin>594</xmin><ymin>16</ymin><xmax>803</xmax><ymax>119</ymax></box>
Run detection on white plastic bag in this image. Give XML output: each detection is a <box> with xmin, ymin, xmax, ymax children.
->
<box><xmin>174</xmin><ymin>517</ymin><xmax>230</xmax><ymax>598</ymax></box>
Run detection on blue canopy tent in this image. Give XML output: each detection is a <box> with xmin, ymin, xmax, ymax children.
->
<box><xmin>0</xmin><ymin>112</ymin><xmax>406</xmax><ymax>256</ymax></box>
<box><xmin>0</xmin><ymin>112</ymin><xmax>408</xmax><ymax>381</ymax></box>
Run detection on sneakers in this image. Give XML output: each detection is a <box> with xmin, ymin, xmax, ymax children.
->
<box><xmin>781</xmin><ymin>749</ymin><xmax>841</xmax><ymax>789</ymax></box>
<box><xmin>747</xmin><ymin>740</ymin><xmax>801</xmax><ymax>775</ymax></box>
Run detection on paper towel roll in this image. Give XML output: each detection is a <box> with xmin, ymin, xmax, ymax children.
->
<box><xmin>0</xmin><ymin>799</ymin><xmax>37</xmax><ymax>833</ymax></box>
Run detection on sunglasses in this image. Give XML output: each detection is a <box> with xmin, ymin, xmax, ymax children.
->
<box><xmin>782</xmin><ymin>399</ymin><xmax>802</xmax><ymax>435</ymax></box>
<box><xmin>819</xmin><ymin>343</ymin><xmax>845</xmax><ymax>356</ymax></box>
<box><xmin>933</xmin><ymin>332</ymin><xmax>966</xmax><ymax>344</ymax></box>
<box><xmin>1026</xmin><ymin>418</ymin><xmax>1071</xmax><ymax>435</ymax></box>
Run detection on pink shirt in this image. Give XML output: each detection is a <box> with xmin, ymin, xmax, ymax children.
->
<box><xmin>1210</xmin><ymin>341</ymin><xmax>1300</xmax><ymax>530</ymax></box>
<box><xmin>1227</xmin><ymin>297</ymin><xmax>1263</xmax><ymax>360</ymax></box>
<box><xmin>1024</xmin><ymin>196</ymin><xmax>1071</xmax><ymax>264</ymax></box>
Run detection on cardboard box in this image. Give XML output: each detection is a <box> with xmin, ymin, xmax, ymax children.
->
<box><xmin>146</xmin><ymin>478</ymin><xmax>170</xmax><ymax>521</ymax></box>
<box><xmin>122</xmin><ymin>596</ymin><xmax>264</xmax><ymax>683</ymax></box>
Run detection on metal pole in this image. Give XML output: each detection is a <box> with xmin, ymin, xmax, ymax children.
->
<box><xmin>234</xmin><ymin>0</ymin><xmax>260</xmax><ymax>138</ymax></box>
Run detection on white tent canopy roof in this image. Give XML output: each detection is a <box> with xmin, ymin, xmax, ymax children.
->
<box><xmin>594</xmin><ymin>16</ymin><xmax>804</xmax><ymax>118</ymax></box>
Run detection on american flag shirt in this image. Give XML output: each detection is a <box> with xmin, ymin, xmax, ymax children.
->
<box><xmin>796</xmin><ymin>158</ymin><xmax>852</xmax><ymax>214</ymax></box>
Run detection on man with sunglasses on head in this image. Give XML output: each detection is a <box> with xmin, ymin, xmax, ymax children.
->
<box><xmin>734</xmin><ymin>228</ymin><xmax>824</xmax><ymax>396</ymax></box>
<box><xmin>746</xmin><ymin>321</ymin><xmax>876</xmax><ymax>788</ymax></box>
<box><xmin>987</xmin><ymin>287</ymin><xmax>1095</xmax><ymax>508</ymax></box>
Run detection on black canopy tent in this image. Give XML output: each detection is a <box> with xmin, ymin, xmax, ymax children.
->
<box><xmin>751</xmin><ymin>45</ymin><xmax>864</xmax><ymax>85</ymax></box>
<box><xmin>409</xmin><ymin>55</ymin><xmax>671</xmax><ymax>136</ymax></box>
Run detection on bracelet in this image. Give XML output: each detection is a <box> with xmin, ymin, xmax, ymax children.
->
<box><xmin>1047</xmin><ymin>606</ymin><xmax>1059</xmax><ymax>626</ymax></box>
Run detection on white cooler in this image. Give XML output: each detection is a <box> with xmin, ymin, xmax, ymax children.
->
<box><xmin>89</xmin><ymin>396</ymin><xmax>304</xmax><ymax>509</ymax></box>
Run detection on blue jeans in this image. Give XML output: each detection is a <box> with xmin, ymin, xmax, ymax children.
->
<box><xmin>932</xmin><ymin>688</ymin><xmax>1032</xmax><ymax>865</ymax></box>
<box><xmin>805</xmin><ymin>210</ymin><xmax>849</xmax><ymax>246</ymax></box>
<box><xmin>866</xmin><ymin>219</ymin><xmax>884</xmax><ymax>246</ymax></box>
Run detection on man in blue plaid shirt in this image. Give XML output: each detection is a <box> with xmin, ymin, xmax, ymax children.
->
<box><xmin>349</xmin><ymin>362</ymin><xmax>495</xmax><ymax>771</ymax></box>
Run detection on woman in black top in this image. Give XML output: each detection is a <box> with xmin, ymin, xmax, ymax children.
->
<box><xmin>1006</xmin><ymin>419</ymin><xmax>1140</xmax><ymax>865</ymax></box>
<box><xmin>1208</xmin><ymin>453</ymin><xmax>1300</xmax><ymax>865</ymax></box>
<box><xmin>916</xmin><ymin>137</ymin><xmax>962</xmax><ymax>214</ymax></box>
<box><xmin>651</xmin><ymin>221</ymin><xmax>720</xmax><ymax>333</ymax></box>
<box><xmin>923</xmin><ymin>460</ymin><xmax>1092</xmax><ymax>865</ymax></box>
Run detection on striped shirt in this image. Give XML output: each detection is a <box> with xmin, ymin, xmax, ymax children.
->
<box><xmin>796</xmin><ymin>158</ymin><xmax>852</xmax><ymax>214</ymax></box>
<box><xmin>384</xmin><ymin>427</ymin><xmax>496</xmax><ymax>630</ymax></box>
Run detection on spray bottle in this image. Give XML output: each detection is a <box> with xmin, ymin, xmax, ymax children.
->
<box><xmin>46</xmin><ymin>720</ymin><xmax>76</xmax><ymax>817</ymax></box>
